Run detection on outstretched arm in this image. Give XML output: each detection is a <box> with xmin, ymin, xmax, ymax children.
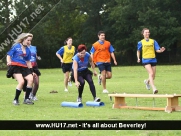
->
<box><xmin>156</xmin><ymin>47</ymin><xmax>166</xmax><ymax>53</ymax></box>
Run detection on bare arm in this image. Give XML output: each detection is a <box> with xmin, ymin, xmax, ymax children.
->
<box><xmin>6</xmin><ymin>55</ymin><xmax>11</xmax><ymax>66</ymax></box>
<box><xmin>137</xmin><ymin>50</ymin><xmax>141</xmax><ymax>63</ymax></box>
<box><xmin>156</xmin><ymin>47</ymin><xmax>166</xmax><ymax>53</ymax></box>
<box><xmin>90</xmin><ymin>53</ymin><xmax>94</xmax><ymax>62</ymax></box>
<box><xmin>26</xmin><ymin>61</ymin><xmax>37</xmax><ymax>77</ymax></box>
<box><xmin>56</xmin><ymin>53</ymin><xmax>63</xmax><ymax>63</ymax></box>
<box><xmin>89</xmin><ymin>57</ymin><xmax>97</xmax><ymax>76</ymax></box>
<box><xmin>73</xmin><ymin>60</ymin><xmax>80</xmax><ymax>88</ymax></box>
<box><xmin>36</xmin><ymin>54</ymin><xmax>41</xmax><ymax>60</ymax></box>
<box><xmin>110</xmin><ymin>52</ymin><xmax>117</xmax><ymax>65</ymax></box>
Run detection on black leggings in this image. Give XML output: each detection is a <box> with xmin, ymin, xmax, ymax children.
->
<box><xmin>78</xmin><ymin>74</ymin><xmax>96</xmax><ymax>99</ymax></box>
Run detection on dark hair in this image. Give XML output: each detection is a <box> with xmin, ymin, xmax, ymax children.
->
<box><xmin>98</xmin><ymin>31</ymin><xmax>105</xmax><ymax>36</ymax></box>
<box><xmin>77</xmin><ymin>44</ymin><xmax>87</xmax><ymax>52</ymax></box>
<box><xmin>64</xmin><ymin>37</ymin><xmax>72</xmax><ymax>45</ymax></box>
<box><xmin>141</xmin><ymin>28</ymin><xmax>149</xmax><ymax>34</ymax></box>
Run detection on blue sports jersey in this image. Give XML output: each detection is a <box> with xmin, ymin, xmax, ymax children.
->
<box><xmin>28</xmin><ymin>45</ymin><xmax>37</xmax><ymax>63</ymax></box>
<box><xmin>90</xmin><ymin>40</ymin><xmax>114</xmax><ymax>65</ymax></box>
<box><xmin>72</xmin><ymin>52</ymin><xmax>90</xmax><ymax>72</ymax></box>
<box><xmin>137</xmin><ymin>39</ymin><xmax>160</xmax><ymax>63</ymax></box>
<box><xmin>7</xmin><ymin>43</ymin><xmax>31</xmax><ymax>66</ymax></box>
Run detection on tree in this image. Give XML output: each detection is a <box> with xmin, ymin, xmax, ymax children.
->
<box><xmin>107</xmin><ymin>0</ymin><xmax>181</xmax><ymax>64</ymax></box>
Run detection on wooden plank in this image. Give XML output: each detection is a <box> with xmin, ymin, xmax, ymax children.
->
<box><xmin>119</xmin><ymin>106</ymin><xmax>165</xmax><ymax>111</ymax></box>
<box><xmin>108</xmin><ymin>94</ymin><xmax>181</xmax><ymax>98</ymax></box>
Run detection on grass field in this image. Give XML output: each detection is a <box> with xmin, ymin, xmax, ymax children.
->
<box><xmin>0</xmin><ymin>65</ymin><xmax>181</xmax><ymax>135</ymax></box>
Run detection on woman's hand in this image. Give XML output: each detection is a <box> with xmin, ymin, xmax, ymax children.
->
<box><xmin>93</xmin><ymin>71</ymin><xmax>97</xmax><ymax>76</ymax></box>
<box><xmin>160</xmin><ymin>47</ymin><xmax>166</xmax><ymax>52</ymax></box>
<box><xmin>137</xmin><ymin>58</ymin><xmax>140</xmax><ymax>63</ymax></box>
<box><xmin>7</xmin><ymin>61</ymin><xmax>11</xmax><ymax>66</ymax></box>
<box><xmin>33</xmin><ymin>72</ymin><xmax>37</xmax><ymax>78</ymax></box>
<box><xmin>37</xmin><ymin>56</ymin><xmax>41</xmax><ymax>60</ymax></box>
<box><xmin>75</xmin><ymin>81</ymin><xmax>80</xmax><ymax>88</ymax></box>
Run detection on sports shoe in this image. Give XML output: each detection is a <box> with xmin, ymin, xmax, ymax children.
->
<box><xmin>23</xmin><ymin>99</ymin><xmax>34</xmax><ymax>105</ymax></box>
<box><xmin>94</xmin><ymin>97</ymin><xmax>101</xmax><ymax>102</ymax></box>
<box><xmin>153</xmin><ymin>89</ymin><xmax>158</xmax><ymax>94</ymax></box>
<box><xmin>77</xmin><ymin>97</ymin><xmax>82</xmax><ymax>102</ymax></box>
<box><xmin>68</xmin><ymin>81</ymin><xmax>72</xmax><ymax>86</ymax></box>
<box><xmin>98</xmin><ymin>74</ymin><xmax>102</xmax><ymax>85</ymax></box>
<box><xmin>32</xmin><ymin>96</ymin><xmax>38</xmax><ymax>101</ymax></box>
<box><xmin>29</xmin><ymin>93</ymin><xmax>33</xmax><ymax>99</ymax></box>
<box><xmin>64</xmin><ymin>88</ymin><xmax>68</xmax><ymax>92</ymax></box>
<box><xmin>144</xmin><ymin>79</ymin><xmax>150</xmax><ymax>90</ymax></box>
<box><xmin>103</xmin><ymin>89</ymin><xmax>109</xmax><ymax>93</ymax></box>
<box><xmin>13</xmin><ymin>99</ymin><xmax>19</xmax><ymax>105</ymax></box>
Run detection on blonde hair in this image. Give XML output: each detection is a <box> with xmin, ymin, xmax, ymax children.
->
<box><xmin>14</xmin><ymin>33</ymin><xmax>33</xmax><ymax>44</ymax></box>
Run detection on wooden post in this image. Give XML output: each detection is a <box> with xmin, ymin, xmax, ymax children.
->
<box><xmin>113</xmin><ymin>97</ymin><xmax>127</xmax><ymax>108</ymax></box>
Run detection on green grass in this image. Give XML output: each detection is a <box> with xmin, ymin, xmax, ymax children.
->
<box><xmin>0</xmin><ymin>65</ymin><xmax>181</xmax><ymax>135</ymax></box>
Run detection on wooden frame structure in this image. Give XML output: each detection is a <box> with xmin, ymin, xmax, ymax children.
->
<box><xmin>108</xmin><ymin>94</ymin><xmax>181</xmax><ymax>113</ymax></box>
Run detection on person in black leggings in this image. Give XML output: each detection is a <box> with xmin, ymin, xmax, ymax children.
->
<box><xmin>71</xmin><ymin>44</ymin><xmax>100</xmax><ymax>102</ymax></box>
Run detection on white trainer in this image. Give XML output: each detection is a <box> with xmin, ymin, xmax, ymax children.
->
<box><xmin>144</xmin><ymin>79</ymin><xmax>150</xmax><ymax>90</ymax></box>
<box><xmin>153</xmin><ymin>89</ymin><xmax>158</xmax><ymax>94</ymax></box>
<box><xmin>103</xmin><ymin>89</ymin><xmax>109</xmax><ymax>93</ymax></box>
<box><xmin>68</xmin><ymin>81</ymin><xmax>72</xmax><ymax>86</ymax></box>
<box><xmin>32</xmin><ymin>96</ymin><xmax>38</xmax><ymax>101</ymax></box>
<box><xmin>64</xmin><ymin>88</ymin><xmax>68</xmax><ymax>92</ymax></box>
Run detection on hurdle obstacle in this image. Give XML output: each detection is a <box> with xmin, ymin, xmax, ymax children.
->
<box><xmin>108</xmin><ymin>93</ymin><xmax>181</xmax><ymax>113</ymax></box>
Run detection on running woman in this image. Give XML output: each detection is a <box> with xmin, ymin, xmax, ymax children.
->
<box><xmin>6</xmin><ymin>33</ymin><xmax>35</xmax><ymax>105</ymax></box>
<box><xmin>23</xmin><ymin>43</ymin><xmax>41</xmax><ymax>101</ymax></box>
<box><xmin>137</xmin><ymin>28</ymin><xmax>165</xmax><ymax>94</ymax></box>
<box><xmin>56</xmin><ymin>37</ymin><xmax>75</xmax><ymax>92</ymax></box>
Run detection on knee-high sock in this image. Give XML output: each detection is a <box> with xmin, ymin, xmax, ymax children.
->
<box><xmin>25</xmin><ymin>87</ymin><xmax>32</xmax><ymax>99</ymax></box>
<box><xmin>14</xmin><ymin>89</ymin><xmax>21</xmax><ymax>100</ymax></box>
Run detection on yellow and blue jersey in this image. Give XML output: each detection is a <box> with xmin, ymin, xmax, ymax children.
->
<box><xmin>72</xmin><ymin>52</ymin><xmax>90</xmax><ymax>72</ymax></box>
<box><xmin>137</xmin><ymin>39</ymin><xmax>160</xmax><ymax>63</ymax></box>
<box><xmin>7</xmin><ymin>43</ymin><xmax>31</xmax><ymax>67</ymax></box>
<box><xmin>56</xmin><ymin>45</ymin><xmax>75</xmax><ymax>63</ymax></box>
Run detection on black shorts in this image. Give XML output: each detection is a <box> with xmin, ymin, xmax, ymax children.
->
<box><xmin>142</xmin><ymin>63</ymin><xmax>157</xmax><ymax>67</ymax></box>
<box><xmin>97</xmin><ymin>63</ymin><xmax>112</xmax><ymax>73</ymax></box>
<box><xmin>33</xmin><ymin>66</ymin><xmax>41</xmax><ymax>76</ymax></box>
<box><xmin>61</xmin><ymin>63</ymin><xmax>72</xmax><ymax>73</ymax></box>
<box><xmin>6</xmin><ymin>65</ymin><xmax>32</xmax><ymax>78</ymax></box>
<box><xmin>71</xmin><ymin>68</ymin><xmax>93</xmax><ymax>82</ymax></box>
